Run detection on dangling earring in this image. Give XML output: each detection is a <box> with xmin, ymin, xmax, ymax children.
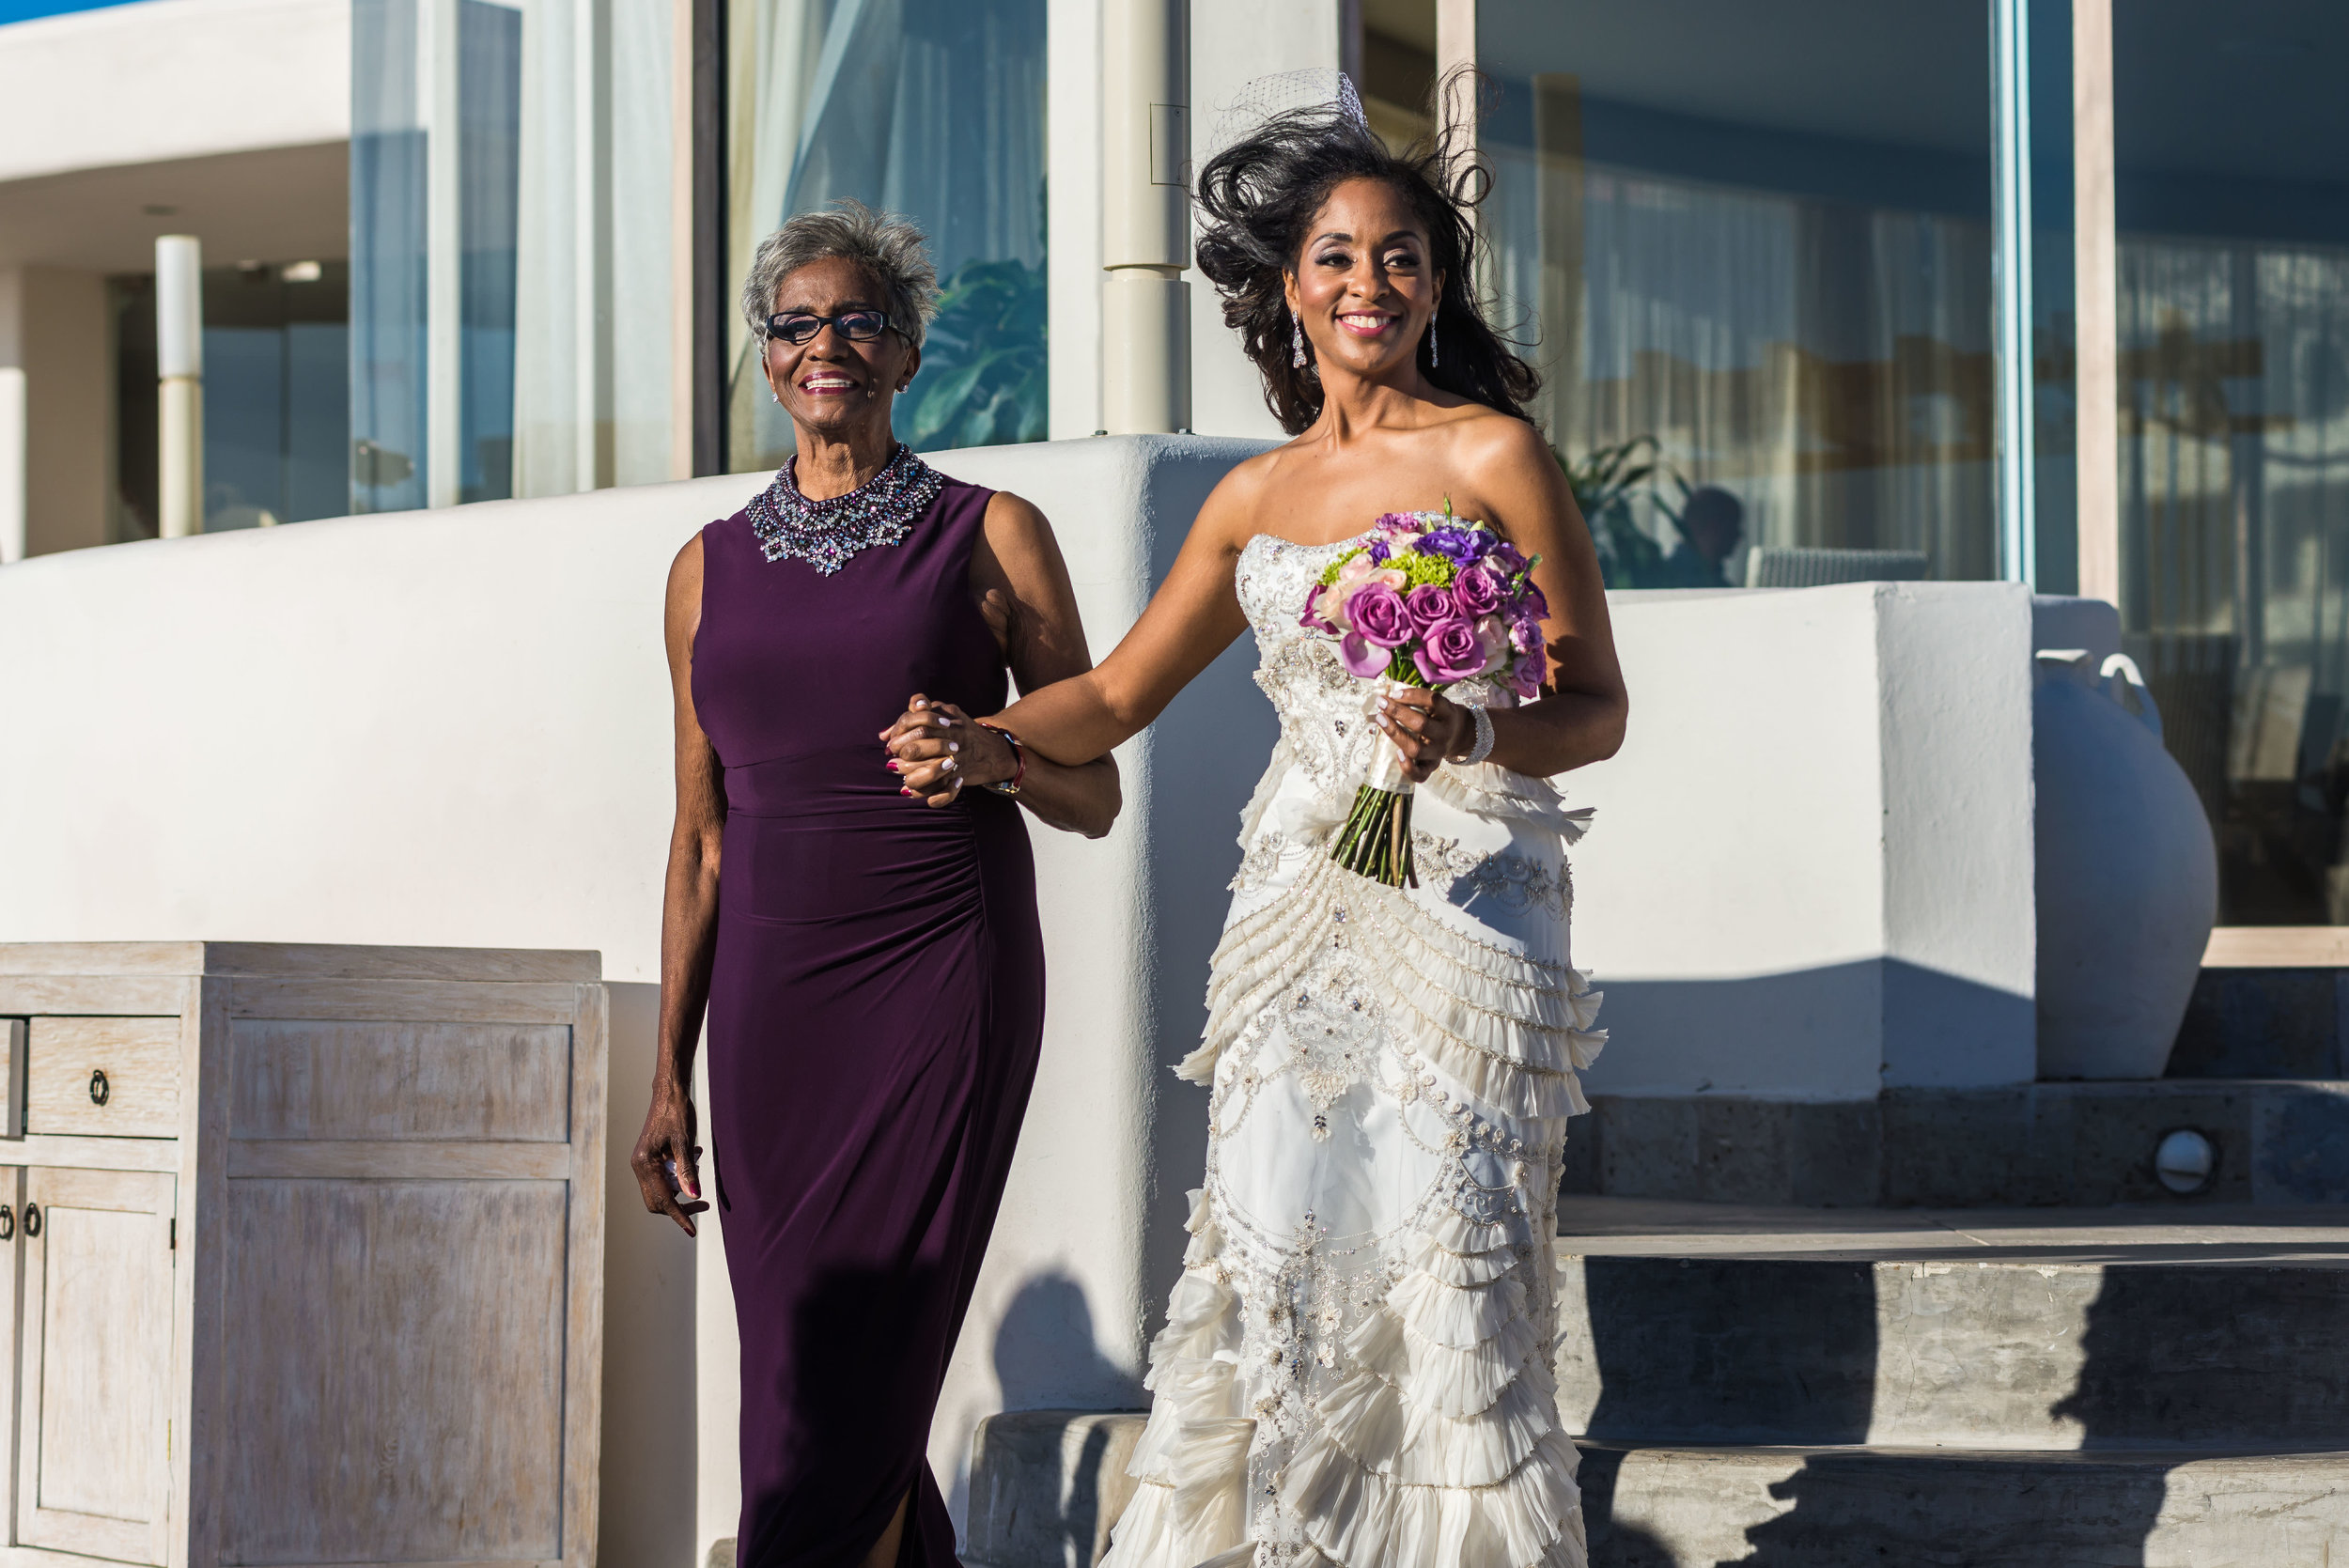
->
<box><xmin>770</xmin><ymin>389</ymin><xmax>780</xmax><ymax>404</ymax></box>
<box><xmin>1428</xmin><ymin>317</ymin><xmax>1440</xmax><ymax>367</ymax></box>
<box><xmin>1291</xmin><ymin>312</ymin><xmax>1307</xmax><ymax>369</ymax></box>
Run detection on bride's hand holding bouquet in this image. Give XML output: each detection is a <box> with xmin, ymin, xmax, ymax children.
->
<box><xmin>1297</xmin><ymin>506</ymin><xmax>1550</xmax><ymax>887</ymax></box>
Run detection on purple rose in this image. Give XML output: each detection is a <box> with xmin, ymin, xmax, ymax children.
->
<box><xmin>1487</xmin><ymin>540</ymin><xmax>1528</xmax><ymax>575</ymax></box>
<box><xmin>1453</xmin><ymin>562</ymin><xmax>1502</xmax><ymax>617</ymax></box>
<box><xmin>1413</xmin><ymin>617</ymin><xmax>1488</xmax><ymax>686</ymax></box>
<box><xmin>1346</xmin><ymin>582</ymin><xmax>1413</xmax><ymax>647</ymax></box>
<box><xmin>1404</xmin><ymin>583</ymin><xmax>1456</xmax><ymax>633</ymax></box>
<box><xmin>1509</xmin><ymin>613</ymin><xmax>1542</xmax><ymax>654</ymax></box>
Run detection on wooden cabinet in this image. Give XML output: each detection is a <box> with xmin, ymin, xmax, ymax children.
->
<box><xmin>0</xmin><ymin>943</ymin><xmax>605</xmax><ymax>1568</ymax></box>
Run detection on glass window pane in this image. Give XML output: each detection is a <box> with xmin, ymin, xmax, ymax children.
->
<box><xmin>725</xmin><ymin>0</ymin><xmax>1048</xmax><ymax>468</ymax></box>
<box><xmin>1478</xmin><ymin>0</ymin><xmax>1996</xmax><ymax>589</ymax></box>
<box><xmin>2114</xmin><ymin>0</ymin><xmax>2349</xmax><ymax>924</ymax></box>
<box><xmin>350</xmin><ymin>0</ymin><xmax>428</xmax><ymax>514</ymax></box>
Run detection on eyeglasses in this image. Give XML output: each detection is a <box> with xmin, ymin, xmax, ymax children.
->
<box><xmin>764</xmin><ymin>309</ymin><xmax>894</xmax><ymax>346</ymax></box>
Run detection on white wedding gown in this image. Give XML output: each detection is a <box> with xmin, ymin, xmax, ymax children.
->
<box><xmin>1099</xmin><ymin>533</ymin><xmax>1605</xmax><ymax>1568</ymax></box>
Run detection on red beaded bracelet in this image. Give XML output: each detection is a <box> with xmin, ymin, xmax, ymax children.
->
<box><xmin>974</xmin><ymin>719</ymin><xmax>1025</xmax><ymax>796</ymax></box>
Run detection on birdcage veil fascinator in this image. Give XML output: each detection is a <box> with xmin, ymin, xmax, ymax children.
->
<box><xmin>1206</xmin><ymin>68</ymin><xmax>1369</xmax><ymax>163</ymax></box>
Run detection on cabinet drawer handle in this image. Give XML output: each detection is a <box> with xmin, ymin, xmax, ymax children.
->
<box><xmin>90</xmin><ymin>1069</ymin><xmax>109</xmax><ymax>1107</ymax></box>
<box><xmin>22</xmin><ymin>1204</ymin><xmax>37</xmax><ymax>1238</ymax></box>
<box><xmin>0</xmin><ymin>1205</ymin><xmax>11</xmax><ymax>1241</ymax></box>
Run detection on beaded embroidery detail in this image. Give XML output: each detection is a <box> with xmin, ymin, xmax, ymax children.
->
<box><xmin>744</xmin><ymin>443</ymin><xmax>943</xmax><ymax>574</ymax></box>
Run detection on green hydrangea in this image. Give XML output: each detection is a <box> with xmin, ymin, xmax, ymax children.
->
<box><xmin>1392</xmin><ymin>551</ymin><xmax>1456</xmax><ymax>588</ymax></box>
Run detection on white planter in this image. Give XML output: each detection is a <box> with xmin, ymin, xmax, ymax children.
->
<box><xmin>2033</xmin><ymin>649</ymin><xmax>2217</xmax><ymax>1079</ymax></box>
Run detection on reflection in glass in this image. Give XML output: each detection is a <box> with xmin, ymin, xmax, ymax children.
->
<box><xmin>1477</xmin><ymin>0</ymin><xmax>1996</xmax><ymax>587</ymax></box>
<box><xmin>725</xmin><ymin>0</ymin><xmax>1047</xmax><ymax>469</ymax></box>
<box><xmin>350</xmin><ymin>0</ymin><xmax>521</xmax><ymax>511</ymax></box>
<box><xmin>350</xmin><ymin>0</ymin><xmax>428</xmax><ymax>514</ymax></box>
<box><xmin>107</xmin><ymin>265</ymin><xmax>350</xmax><ymax>539</ymax></box>
<box><xmin>2114</xmin><ymin>0</ymin><xmax>2349</xmax><ymax>924</ymax></box>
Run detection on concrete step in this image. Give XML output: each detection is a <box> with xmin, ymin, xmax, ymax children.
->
<box><xmin>1579</xmin><ymin>1441</ymin><xmax>2349</xmax><ymax>1566</ymax></box>
<box><xmin>1562</xmin><ymin>1079</ymin><xmax>2349</xmax><ymax>1206</ymax></box>
<box><xmin>1557</xmin><ymin>1198</ymin><xmax>2349</xmax><ymax>1448</ymax></box>
<box><xmin>965</xmin><ymin>1416</ymin><xmax>2349</xmax><ymax>1567</ymax></box>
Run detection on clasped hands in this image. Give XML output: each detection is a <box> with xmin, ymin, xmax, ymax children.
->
<box><xmin>880</xmin><ymin>694</ymin><xmax>1019</xmax><ymax>806</ymax></box>
<box><xmin>881</xmin><ymin>685</ymin><xmax>1472</xmax><ymax>803</ymax></box>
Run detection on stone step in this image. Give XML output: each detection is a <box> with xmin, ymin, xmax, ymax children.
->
<box><xmin>1556</xmin><ymin>1198</ymin><xmax>2349</xmax><ymax>1448</ymax></box>
<box><xmin>964</xmin><ymin>1415</ymin><xmax>2349</xmax><ymax>1568</ymax></box>
<box><xmin>1579</xmin><ymin>1441</ymin><xmax>2349</xmax><ymax>1566</ymax></box>
<box><xmin>1562</xmin><ymin>1079</ymin><xmax>2349</xmax><ymax>1206</ymax></box>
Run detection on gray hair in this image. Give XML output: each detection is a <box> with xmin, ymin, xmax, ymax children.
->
<box><xmin>739</xmin><ymin>200</ymin><xmax>941</xmax><ymax>350</ymax></box>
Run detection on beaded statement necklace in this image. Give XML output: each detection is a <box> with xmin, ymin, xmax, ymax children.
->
<box><xmin>745</xmin><ymin>442</ymin><xmax>943</xmax><ymax>575</ymax></box>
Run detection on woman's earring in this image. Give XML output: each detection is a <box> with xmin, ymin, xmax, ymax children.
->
<box><xmin>770</xmin><ymin>387</ymin><xmax>780</xmax><ymax>404</ymax></box>
<box><xmin>1291</xmin><ymin>312</ymin><xmax>1307</xmax><ymax>369</ymax></box>
<box><xmin>1428</xmin><ymin>318</ymin><xmax>1440</xmax><ymax>367</ymax></box>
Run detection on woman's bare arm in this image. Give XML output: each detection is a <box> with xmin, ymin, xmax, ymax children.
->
<box><xmin>883</xmin><ymin>491</ymin><xmax>1124</xmax><ymax>835</ymax></box>
<box><xmin>982</xmin><ymin>464</ymin><xmax>1265</xmax><ymax>766</ymax></box>
<box><xmin>630</xmin><ymin>534</ymin><xmax>723</xmax><ymax>1236</ymax></box>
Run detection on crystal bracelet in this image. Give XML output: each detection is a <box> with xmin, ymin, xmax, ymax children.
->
<box><xmin>1450</xmin><ymin>704</ymin><xmax>1495</xmax><ymax>767</ymax></box>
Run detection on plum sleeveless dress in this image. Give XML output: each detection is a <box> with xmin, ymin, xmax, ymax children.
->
<box><xmin>693</xmin><ymin>453</ymin><xmax>1046</xmax><ymax>1567</ymax></box>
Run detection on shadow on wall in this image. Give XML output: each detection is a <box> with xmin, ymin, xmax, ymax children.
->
<box><xmin>992</xmin><ymin>1273</ymin><xmax>1145</xmax><ymax>1566</ymax></box>
<box><xmin>1581</xmin><ymin>958</ymin><xmax>2037</xmax><ymax>1101</ymax></box>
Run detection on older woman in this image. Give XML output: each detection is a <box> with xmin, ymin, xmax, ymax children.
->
<box><xmin>630</xmin><ymin>201</ymin><xmax>1119</xmax><ymax>1568</ymax></box>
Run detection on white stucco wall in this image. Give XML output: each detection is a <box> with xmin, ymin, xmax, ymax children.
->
<box><xmin>1567</xmin><ymin>582</ymin><xmax>2038</xmax><ymax>1098</ymax></box>
<box><xmin>0</xmin><ymin>0</ymin><xmax>350</xmax><ymax>185</ymax></box>
<box><xmin>0</xmin><ymin>434</ymin><xmax>1272</xmax><ymax>1565</ymax></box>
<box><xmin>0</xmin><ymin>438</ymin><xmax>2045</xmax><ymax>1556</ymax></box>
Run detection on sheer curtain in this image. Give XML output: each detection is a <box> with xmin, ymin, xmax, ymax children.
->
<box><xmin>726</xmin><ymin>0</ymin><xmax>1047</xmax><ymax>470</ymax></box>
<box><xmin>511</xmin><ymin>0</ymin><xmax>677</xmax><ymax>498</ymax></box>
<box><xmin>1486</xmin><ymin>139</ymin><xmax>1995</xmax><ymax>583</ymax></box>
<box><xmin>2118</xmin><ymin>234</ymin><xmax>2349</xmax><ymax>921</ymax></box>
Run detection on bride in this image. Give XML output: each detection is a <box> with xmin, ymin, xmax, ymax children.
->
<box><xmin>887</xmin><ymin>87</ymin><xmax>1626</xmax><ymax>1568</ymax></box>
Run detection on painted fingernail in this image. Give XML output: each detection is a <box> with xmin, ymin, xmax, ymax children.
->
<box><xmin>948</xmin><ymin>741</ymin><xmax>960</xmax><ymax>753</ymax></box>
<box><xmin>941</xmin><ymin>757</ymin><xmax>957</xmax><ymax>772</ymax></box>
<box><xmin>901</xmin><ymin>786</ymin><xmax>914</xmax><ymax>797</ymax></box>
<box><xmin>887</xmin><ymin>760</ymin><xmax>902</xmax><ymax>772</ymax></box>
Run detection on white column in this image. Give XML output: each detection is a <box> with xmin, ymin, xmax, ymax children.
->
<box><xmin>0</xmin><ymin>366</ymin><xmax>23</xmax><ymax>565</ymax></box>
<box><xmin>1047</xmin><ymin>0</ymin><xmax>1106</xmax><ymax>439</ymax></box>
<box><xmin>2073</xmin><ymin>0</ymin><xmax>2120</xmax><ymax>605</ymax></box>
<box><xmin>156</xmin><ymin>236</ymin><xmax>205</xmax><ymax>539</ymax></box>
<box><xmin>0</xmin><ymin>266</ymin><xmax>19</xmax><ymax>564</ymax></box>
<box><xmin>1101</xmin><ymin>0</ymin><xmax>1190</xmax><ymax>435</ymax></box>
<box><xmin>1436</xmin><ymin>0</ymin><xmax>1474</xmax><ymax>143</ymax></box>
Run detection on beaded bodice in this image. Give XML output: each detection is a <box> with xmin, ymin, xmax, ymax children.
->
<box><xmin>744</xmin><ymin>443</ymin><xmax>944</xmax><ymax>574</ymax></box>
<box><xmin>1235</xmin><ymin>533</ymin><xmax>1384</xmax><ymax>807</ymax></box>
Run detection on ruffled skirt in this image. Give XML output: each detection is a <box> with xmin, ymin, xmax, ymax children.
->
<box><xmin>1101</xmin><ymin>753</ymin><xmax>1602</xmax><ymax>1568</ymax></box>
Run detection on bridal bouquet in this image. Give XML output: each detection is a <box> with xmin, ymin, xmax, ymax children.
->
<box><xmin>1298</xmin><ymin>508</ymin><xmax>1548</xmax><ymax>888</ymax></box>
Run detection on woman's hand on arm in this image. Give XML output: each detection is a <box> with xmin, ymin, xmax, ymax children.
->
<box><xmin>631</xmin><ymin>534</ymin><xmax>721</xmax><ymax>1236</ymax></box>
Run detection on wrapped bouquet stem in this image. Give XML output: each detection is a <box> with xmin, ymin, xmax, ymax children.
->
<box><xmin>1299</xmin><ymin>507</ymin><xmax>1550</xmax><ymax>889</ymax></box>
<box><xmin>1330</xmin><ymin>677</ymin><xmax>1422</xmax><ymax>887</ymax></box>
